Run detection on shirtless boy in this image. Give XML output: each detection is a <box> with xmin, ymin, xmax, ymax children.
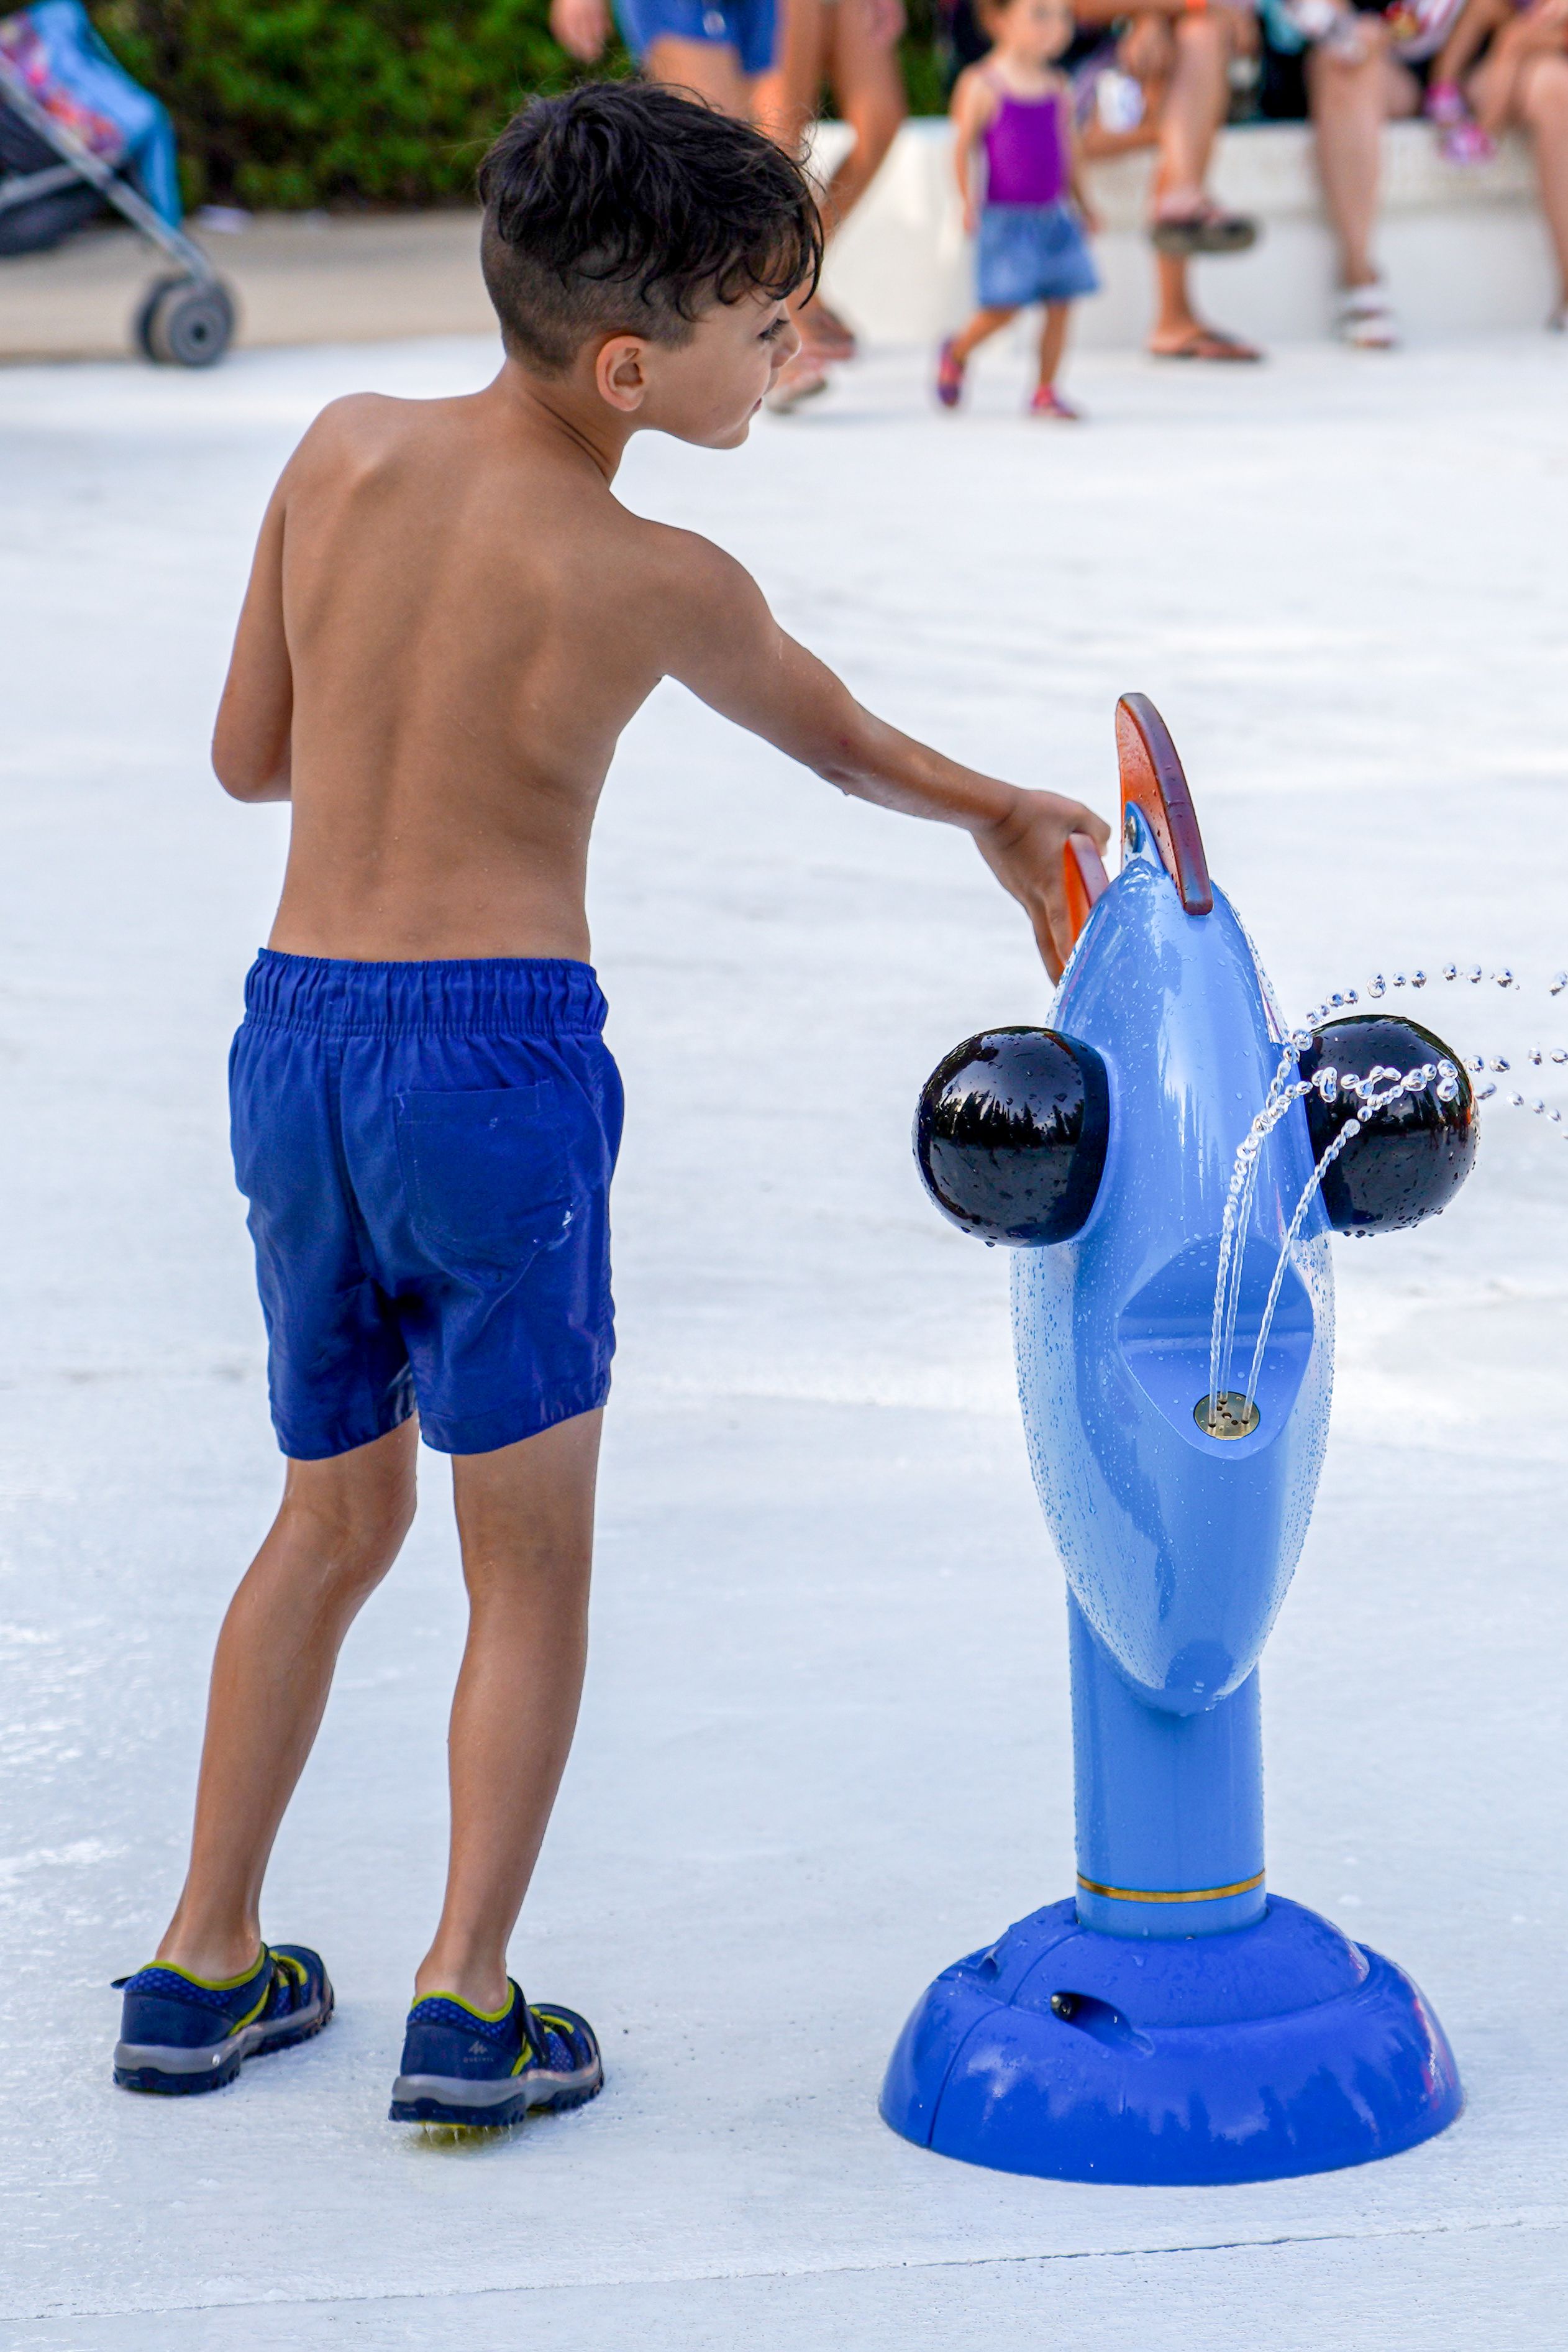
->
<box><xmin>110</xmin><ymin>81</ymin><xmax>1110</xmax><ymax>2128</ymax></box>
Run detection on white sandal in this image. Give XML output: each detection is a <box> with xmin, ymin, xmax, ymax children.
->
<box><xmin>1337</xmin><ymin>281</ymin><xmax>1400</xmax><ymax>350</ymax></box>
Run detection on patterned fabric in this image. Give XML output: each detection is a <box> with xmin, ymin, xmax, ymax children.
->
<box><xmin>0</xmin><ymin>2</ymin><xmax>181</xmax><ymax>219</ymax></box>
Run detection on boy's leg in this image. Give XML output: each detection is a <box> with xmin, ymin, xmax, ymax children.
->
<box><xmin>414</xmin><ymin>1409</ymin><xmax>604</xmax><ymax>2013</ymax></box>
<box><xmin>157</xmin><ymin>1422</ymin><xmax>418</xmax><ymax>1980</ymax></box>
<box><xmin>1037</xmin><ymin>300</ymin><xmax>1071</xmax><ymax>388</ymax></box>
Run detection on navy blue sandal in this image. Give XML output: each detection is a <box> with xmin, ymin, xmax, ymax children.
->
<box><xmin>390</xmin><ymin>1981</ymin><xmax>603</xmax><ymax>2126</ymax></box>
<box><xmin>112</xmin><ymin>1944</ymin><xmax>333</xmax><ymax>2094</ymax></box>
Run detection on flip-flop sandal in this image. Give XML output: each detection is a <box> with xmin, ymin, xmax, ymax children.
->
<box><xmin>1150</xmin><ymin>206</ymin><xmax>1259</xmax><ymax>257</ymax></box>
<box><xmin>1149</xmin><ymin>327</ymin><xmax>1263</xmax><ymax>363</ymax></box>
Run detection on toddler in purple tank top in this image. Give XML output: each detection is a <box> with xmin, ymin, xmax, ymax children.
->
<box><xmin>937</xmin><ymin>0</ymin><xmax>1100</xmax><ymax>419</ymax></box>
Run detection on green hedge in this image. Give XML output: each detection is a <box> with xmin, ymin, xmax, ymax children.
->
<box><xmin>87</xmin><ymin>1</ymin><xmax>945</xmax><ymax>211</ymax></box>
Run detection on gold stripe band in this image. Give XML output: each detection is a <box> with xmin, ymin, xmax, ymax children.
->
<box><xmin>1077</xmin><ymin>1870</ymin><xmax>1265</xmax><ymax>1905</ymax></box>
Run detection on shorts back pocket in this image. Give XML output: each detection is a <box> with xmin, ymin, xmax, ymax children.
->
<box><xmin>395</xmin><ymin>1084</ymin><xmax>577</xmax><ymax>1282</ymax></box>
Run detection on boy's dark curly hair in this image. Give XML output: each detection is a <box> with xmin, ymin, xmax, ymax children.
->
<box><xmin>478</xmin><ymin>83</ymin><xmax>823</xmax><ymax>375</ymax></box>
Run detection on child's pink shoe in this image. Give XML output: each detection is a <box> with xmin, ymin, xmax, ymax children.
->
<box><xmin>1029</xmin><ymin>384</ymin><xmax>1083</xmax><ymax>421</ymax></box>
<box><xmin>1425</xmin><ymin>76</ymin><xmax>1467</xmax><ymax>127</ymax></box>
<box><xmin>1440</xmin><ymin>119</ymin><xmax>1497</xmax><ymax>166</ymax></box>
<box><xmin>935</xmin><ymin>339</ymin><xmax>965</xmax><ymax>409</ymax></box>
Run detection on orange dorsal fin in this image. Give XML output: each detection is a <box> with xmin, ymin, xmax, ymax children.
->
<box><xmin>1115</xmin><ymin>692</ymin><xmax>1212</xmax><ymax>916</ymax></box>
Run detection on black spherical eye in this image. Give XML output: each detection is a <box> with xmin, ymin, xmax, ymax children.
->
<box><xmin>914</xmin><ymin>1027</ymin><xmax>1109</xmax><ymax>1246</ymax></box>
<box><xmin>1299</xmin><ymin>1015</ymin><xmax>1477</xmax><ymax>1234</ymax></box>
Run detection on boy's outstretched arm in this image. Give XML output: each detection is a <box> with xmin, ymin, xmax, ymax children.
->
<box><xmin>660</xmin><ymin>538</ymin><xmax>1111</xmax><ymax>978</ymax></box>
<box><xmin>212</xmin><ymin>485</ymin><xmax>293</xmax><ymax>803</ymax></box>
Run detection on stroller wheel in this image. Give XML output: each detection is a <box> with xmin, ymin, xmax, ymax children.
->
<box><xmin>134</xmin><ymin>275</ymin><xmax>236</xmax><ymax>368</ymax></box>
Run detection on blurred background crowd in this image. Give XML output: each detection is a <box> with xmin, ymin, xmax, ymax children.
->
<box><xmin>2</xmin><ymin>0</ymin><xmax>1566</xmax><ymax>373</ymax></box>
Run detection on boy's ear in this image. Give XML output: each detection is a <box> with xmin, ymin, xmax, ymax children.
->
<box><xmin>595</xmin><ymin>334</ymin><xmax>650</xmax><ymax>414</ymax></box>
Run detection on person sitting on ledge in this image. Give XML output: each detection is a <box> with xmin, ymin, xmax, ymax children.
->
<box><xmin>107</xmin><ymin>80</ymin><xmax>1109</xmax><ymax>2131</ymax></box>
<box><xmin>1075</xmin><ymin>0</ymin><xmax>1265</xmax><ymax>360</ymax></box>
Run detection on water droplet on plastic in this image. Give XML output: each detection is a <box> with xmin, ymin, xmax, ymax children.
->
<box><xmin>1412</xmin><ymin>971</ymin><xmax>1427</xmax><ymax>988</ymax></box>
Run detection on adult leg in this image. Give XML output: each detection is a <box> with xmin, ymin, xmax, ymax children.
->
<box><xmin>1151</xmin><ymin>10</ymin><xmax>1231</xmax><ymax>221</ymax></box>
<box><xmin>753</xmin><ymin>0</ymin><xmax>824</xmax><ymax>154</ymax></box>
<box><xmin>1306</xmin><ymin>24</ymin><xmax>1418</xmax><ymax>290</ymax></box>
<box><xmin>817</xmin><ymin>0</ymin><xmax>907</xmax><ymax>237</ymax></box>
<box><xmin>1148</xmin><ymin>250</ymin><xmax>1262</xmax><ymax>355</ymax></box>
<box><xmin>157</xmin><ymin>1422</ymin><xmax>419</xmax><ymax>1980</ymax></box>
<box><xmin>1508</xmin><ymin>50</ymin><xmax>1568</xmax><ymax>303</ymax></box>
<box><xmin>1140</xmin><ymin>13</ymin><xmax>1262</xmax><ymax>355</ymax></box>
<box><xmin>414</xmin><ymin>1409</ymin><xmax>604</xmax><ymax>2013</ymax></box>
<box><xmin>643</xmin><ymin>33</ymin><xmax>754</xmax><ymax>113</ymax></box>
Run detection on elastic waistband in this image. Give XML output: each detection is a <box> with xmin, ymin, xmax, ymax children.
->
<box><xmin>242</xmin><ymin>952</ymin><xmax>608</xmax><ymax>1038</ymax></box>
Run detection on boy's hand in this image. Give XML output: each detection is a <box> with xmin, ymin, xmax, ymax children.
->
<box><xmin>975</xmin><ymin>791</ymin><xmax>1113</xmax><ymax>979</ymax></box>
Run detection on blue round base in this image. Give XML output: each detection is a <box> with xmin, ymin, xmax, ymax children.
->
<box><xmin>880</xmin><ymin>1895</ymin><xmax>1462</xmax><ymax>2185</ymax></box>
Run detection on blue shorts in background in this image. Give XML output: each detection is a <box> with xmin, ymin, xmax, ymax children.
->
<box><xmin>977</xmin><ymin>201</ymin><xmax>1100</xmax><ymax>310</ymax></box>
<box><xmin>614</xmin><ymin>0</ymin><xmax>777</xmax><ymax>75</ymax></box>
<box><xmin>230</xmin><ymin>953</ymin><xmax>622</xmax><ymax>1461</ymax></box>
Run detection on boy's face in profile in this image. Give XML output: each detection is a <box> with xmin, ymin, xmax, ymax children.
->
<box><xmin>593</xmin><ymin>287</ymin><xmax>802</xmax><ymax>449</ymax></box>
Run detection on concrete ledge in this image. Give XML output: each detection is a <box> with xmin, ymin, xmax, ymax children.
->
<box><xmin>816</xmin><ymin>117</ymin><xmax>1561</xmax><ymax>347</ymax></box>
<box><xmin>0</xmin><ymin>116</ymin><xmax>1556</xmax><ymax>364</ymax></box>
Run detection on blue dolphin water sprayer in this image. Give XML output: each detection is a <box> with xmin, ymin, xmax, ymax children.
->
<box><xmin>880</xmin><ymin>695</ymin><xmax>1476</xmax><ymax>2187</ymax></box>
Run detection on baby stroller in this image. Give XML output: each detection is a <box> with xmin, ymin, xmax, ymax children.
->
<box><xmin>0</xmin><ymin>0</ymin><xmax>234</xmax><ymax>365</ymax></box>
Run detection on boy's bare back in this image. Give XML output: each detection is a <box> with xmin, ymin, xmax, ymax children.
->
<box><xmin>217</xmin><ymin>388</ymin><xmax>737</xmax><ymax>963</ymax></box>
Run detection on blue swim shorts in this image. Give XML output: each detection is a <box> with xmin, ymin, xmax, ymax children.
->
<box><xmin>976</xmin><ymin>202</ymin><xmax>1100</xmax><ymax>311</ymax></box>
<box><xmin>230</xmin><ymin>953</ymin><xmax>622</xmax><ymax>1461</ymax></box>
<box><xmin>614</xmin><ymin>0</ymin><xmax>777</xmax><ymax>75</ymax></box>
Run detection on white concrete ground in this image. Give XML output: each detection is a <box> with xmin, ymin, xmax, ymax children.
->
<box><xmin>2</xmin><ymin>330</ymin><xmax>1567</xmax><ymax>2348</ymax></box>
